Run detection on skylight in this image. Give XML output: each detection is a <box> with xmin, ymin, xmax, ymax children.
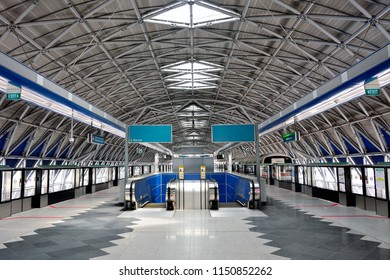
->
<box><xmin>162</xmin><ymin>60</ymin><xmax>223</xmax><ymax>90</ymax></box>
<box><xmin>143</xmin><ymin>0</ymin><xmax>240</xmax><ymax>28</ymax></box>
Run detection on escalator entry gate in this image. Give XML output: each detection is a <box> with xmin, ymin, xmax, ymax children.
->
<box><xmin>209</xmin><ymin>180</ymin><xmax>219</xmax><ymax>210</ymax></box>
<box><xmin>166</xmin><ymin>179</ymin><xmax>177</xmax><ymax>210</ymax></box>
<box><xmin>248</xmin><ymin>181</ymin><xmax>260</xmax><ymax>209</ymax></box>
<box><xmin>125</xmin><ymin>183</ymin><xmax>137</xmax><ymax>210</ymax></box>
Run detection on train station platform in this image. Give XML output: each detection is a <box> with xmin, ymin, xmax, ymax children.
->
<box><xmin>0</xmin><ymin>185</ymin><xmax>389</xmax><ymax>260</ymax></box>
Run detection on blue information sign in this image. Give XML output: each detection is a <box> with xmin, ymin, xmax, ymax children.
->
<box><xmin>88</xmin><ymin>134</ymin><xmax>105</xmax><ymax>145</ymax></box>
<box><xmin>128</xmin><ymin>125</ymin><xmax>172</xmax><ymax>143</ymax></box>
<box><xmin>211</xmin><ymin>124</ymin><xmax>255</xmax><ymax>143</ymax></box>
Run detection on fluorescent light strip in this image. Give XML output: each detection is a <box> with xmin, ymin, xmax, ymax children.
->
<box><xmin>259</xmin><ymin>68</ymin><xmax>390</xmax><ymax>136</ymax></box>
<box><xmin>13</xmin><ymin>85</ymin><xmax>125</xmax><ymax>138</ymax></box>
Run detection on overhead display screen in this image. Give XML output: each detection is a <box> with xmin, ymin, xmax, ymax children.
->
<box><xmin>128</xmin><ymin>125</ymin><xmax>172</xmax><ymax>143</ymax></box>
<box><xmin>211</xmin><ymin>124</ymin><xmax>255</xmax><ymax>142</ymax></box>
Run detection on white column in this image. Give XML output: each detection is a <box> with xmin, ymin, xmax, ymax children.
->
<box><xmin>154</xmin><ymin>153</ymin><xmax>159</xmax><ymax>173</ymax></box>
<box><xmin>228</xmin><ymin>153</ymin><xmax>232</xmax><ymax>172</ymax></box>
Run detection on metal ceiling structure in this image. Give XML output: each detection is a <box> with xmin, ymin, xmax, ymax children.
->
<box><xmin>0</xmin><ymin>0</ymin><xmax>389</xmax><ymax>167</ymax></box>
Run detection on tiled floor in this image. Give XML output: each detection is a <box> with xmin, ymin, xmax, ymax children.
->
<box><xmin>0</xmin><ymin>184</ymin><xmax>389</xmax><ymax>260</ymax></box>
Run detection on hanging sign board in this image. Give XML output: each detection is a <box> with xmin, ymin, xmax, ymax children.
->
<box><xmin>364</xmin><ymin>77</ymin><xmax>380</xmax><ymax>96</ymax></box>
<box><xmin>282</xmin><ymin>131</ymin><xmax>300</xmax><ymax>143</ymax></box>
<box><xmin>200</xmin><ymin>166</ymin><xmax>206</xmax><ymax>180</ymax></box>
<box><xmin>128</xmin><ymin>125</ymin><xmax>172</xmax><ymax>143</ymax></box>
<box><xmin>211</xmin><ymin>124</ymin><xmax>255</xmax><ymax>142</ymax></box>
<box><xmin>88</xmin><ymin>134</ymin><xmax>105</xmax><ymax>145</ymax></box>
<box><xmin>6</xmin><ymin>83</ymin><xmax>21</xmax><ymax>100</ymax></box>
<box><xmin>178</xmin><ymin>166</ymin><xmax>184</xmax><ymax>180</ymax></box>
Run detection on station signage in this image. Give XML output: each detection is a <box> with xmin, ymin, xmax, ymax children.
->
<box><xmin>88</xmin><ymin>134</ymin><xmax>105</xmax><ymax>145</ymax></box>
<box><xmin>364</xmin><ymin>77</ymin><xmax>381</xmax><ymax>96</ymax></box>
<box><xmin>211</xmin><ymin>124</ymin><xmax>255</xmax><ymax>143</ymax></box>
<box><xmin>282</xmin><ymin>131</ymin><xmax>300</xmax><ymax>143</ymax></box>
<box><xmin>6</xmin><ymin>83</ymin><xmax>21</xmax><ymax>100</ymax></box>
<box><xmin>128</xmin><ymin>125</ymin><xmax>172</xmax><ymax>143</ymax></box>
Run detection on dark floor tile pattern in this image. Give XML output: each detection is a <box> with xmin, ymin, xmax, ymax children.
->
<box><xmin>247</xmin><ymin>198</ymin><xmax>390</xmax><ymax>260</ymax></box>
<box><xmin>0</xmin><ymin>202</ymin><xmax>136</xmax><ymax>260</ymax></box>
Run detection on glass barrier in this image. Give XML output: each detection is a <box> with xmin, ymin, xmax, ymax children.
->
<box><xmin>298</xmin><ymin>166</ymin><xmax>304</xmax><ymax>184</ymax></box>
<box><xmin>24</xmin><ymin>169</ymin><xmax>36</xmax><ymax>197</ymax></box>
<box><xmin>275</xmin><ymin>165</ymin><xmax>292</xmax><ymax>181</ymax></box>
<box><xmin>338</xmin><ymin>167</ymin><xmax>346</xmax><ymax>192</ymax></box>
<box><xmin>82</xmin><ymin>168</ymin><xmax>89</xmax><ymax>186</ymax></box>
<box><xmin>96</xmin><ymin>167</ymin><xmax>108</xmax><ymax>183</ymax></box>
<box><xmin>75</xmin><ymin>169</ymin><xmax>80</xmax><ymax>188</ymax></box>
<box><xmin>1</xmin><ymin>170</ymin><xmax>12</xmax><ymax>202</ymax></box>
<box><xmin>313</xmin><ymin>167</ymin><xmax>337</xmax><ymax>191</ymax></box>
<box><xmin>260</xmin><ymin>165</ymin><xmax>269</xmax><ymax>178</ymax></box>
<box><xmin>388</xmin><ymin>168</ymin><xmax>390</xmax><ymax>201</ymax></box>
<box><xmin>365</xmin><ymin>167</ymin><xmax>375</xmax><ymax>197</ymax></box>
<box><xmin>12</xmin><ymin>170</ymin><xmax>22</xmax><ymax>199</ymax></box>
<box><xmin>49</xmin><ymin>169</ymin><xmax>75</xmax><ymax>193</ymax></box>
<box><xmin>42</xmin><ymin>170</ymin><xmax>48</xmax><ymax>194</ymax></box>
<box><xmin>92</xmin><ymin>168</ymin><xmax>96</xmax><ymax>184</ymax></box>
<box><xmin>374</xmin><ymin>167</ymin><xmax>386</xmax><ymax>199</ymax></box>
<box><xmin>305</xmin><ymin>166</ymin><xmax>312</xmax><ymax>186</ymax></box>
<box><xmin>112</xmin><ymin>167</ymin><xmax>116</xmax><ymax>181</ymax></box>
<box><xmin>133</xmin><ymin>166</ymin><xmax>141</xmax><ymax>176</ymax></box>
<box><xmin>351</xmin><ymin>167</ymin><xmax>363</xmax><ymax>195</ymax></box>
<box><xmin>119</xmin><ymin>167</ymin><xmax>125</xmax><ymax>179</ymax></box>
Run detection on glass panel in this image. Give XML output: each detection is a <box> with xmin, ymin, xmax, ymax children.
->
<box><xmin>260</xmin><ymin>165</ymin><xmax>269</xmax><ymax>178</ymax></box>
<box><xmin>338</xmin><ymin>168</ymin><xmax>345</xmax><ymax>192</ymax></box>
<box><xmin>96</xmin><ymin>168</ymin><xmax>108</xmax><ymax>183</ymax></box>
<box><xmin>134</xmin><ymin>166</ymin><xmax>141</xmax><ymax>176</ymax></box>
<box><xmin>92</xmin><ymin>168</ymin><xmax>96</xmax><ymax>184</ymax></box>
<box><xmin>1</xmin><ymin>171</ymin><xmax>12</xmax><ymax>202</ymax></box>
<box><xmin>323</xmin><ymin>167</ymin><xmax>337</xmax><ymax>191</ymax></box>
<box><xmin>49</xmin><ymin>169</ymin><xmax>75</xmax><ymax>193</ymax></box>
<box><xmin>41</xmin><ymin>170</ymin><xmax>48</xmax><ymax>194</ymax></box>
<box><xmin>365</xmin><ymin>168</ymin><xmax>375</xmax><ymax>197</ymax></box>
<box><xmin>82</xmin><ymin>168</ymin><xmax>89</xmax><ymax>186</ymax></box>
<box><xmin>119</xmin><ymin>167</ymin><xmax>125</xmax><ymax>179</ymax></box>
<box><xmin>279</xmin><ymin>166</ymin><xmax>292</xmax><ymax>181</ymax></box>
<box><xmin>374</xmin><ymin>167</ymin><xmax>386</xmax><ymax>199</ymax></box>
<box><xmin>291</xmin><ymin>167</ymin><xmax>295</xmax><ymax>183</ymax></box>
<box><xmin>305</xmin><ymin>167</ymin><xmax>312</xmax><ymax>186</ymax></box>
<box><xmin>112</xmin><ymin>168</ymin><xmax>116</xmax><ymax>180</ymax></box>
<box><xmin>351</xmin><ymin>167</ymin><xmax>363</xmax><ymax>195</ymax></box>
<box><xmin>388</xmin><ymin>169</ymin><xmax>390</xmax><ymax>201</ymax></box>
<box><xmin>12</xmin><ymin>170</ymin><xmax>22</xmax><ymax>199</ymax></box>
<box><xmin>24</xmin><ymin>170</ymin><xmax>36</xmax><ymax>197</ymax></box>
<box><xmin>298</xmin><ymin>166</ymin><xmax>304</xmax><ymax>184</ymax></box>
<box><xmin>313</xmin><ymin>167</ymin><xmax>325</xmax><ymax>188</ymax></box>
<box><xmin>275</xmin><ymin>166</ymin><xmax>281</xmax><ymax>180</ymax></box>
<box><xmin>75</xmin><ymin>169</ymin><xmax>80</xmax><ymax>188</ymax></box>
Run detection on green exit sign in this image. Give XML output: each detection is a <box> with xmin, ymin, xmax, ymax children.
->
<box><xmin>6</xmin><ymin>92</ymin><xmax>21</xmax><ymax>100</ymax></box>
<box><xmin>282</xmin><ymin>131</ymin><xmax>299</xmax><ymax>143</ymax></box>
<box><xmin>365</xmin><ymin>88</ymin><xmax>380</xmax><ymax>96</ymax></box>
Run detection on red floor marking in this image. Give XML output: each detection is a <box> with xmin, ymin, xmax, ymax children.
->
<box><xmin>0</xmin><ymin>216</ymin><xmax>65</xmax><ymax>220</ymax></box>
<box><xmin>49</xmin><ymin>205</ymin><xmax>90</xmax><ymax>209</ymax></box>
<box><xmin>298</xmin><ymin>203</ymin><xmax>339</xmax><ymax>208</ymax></box>
<box><xmin>321</xmin><ymin>215</ymin><xmax>389</xmax><ymax>219</ymax></box>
